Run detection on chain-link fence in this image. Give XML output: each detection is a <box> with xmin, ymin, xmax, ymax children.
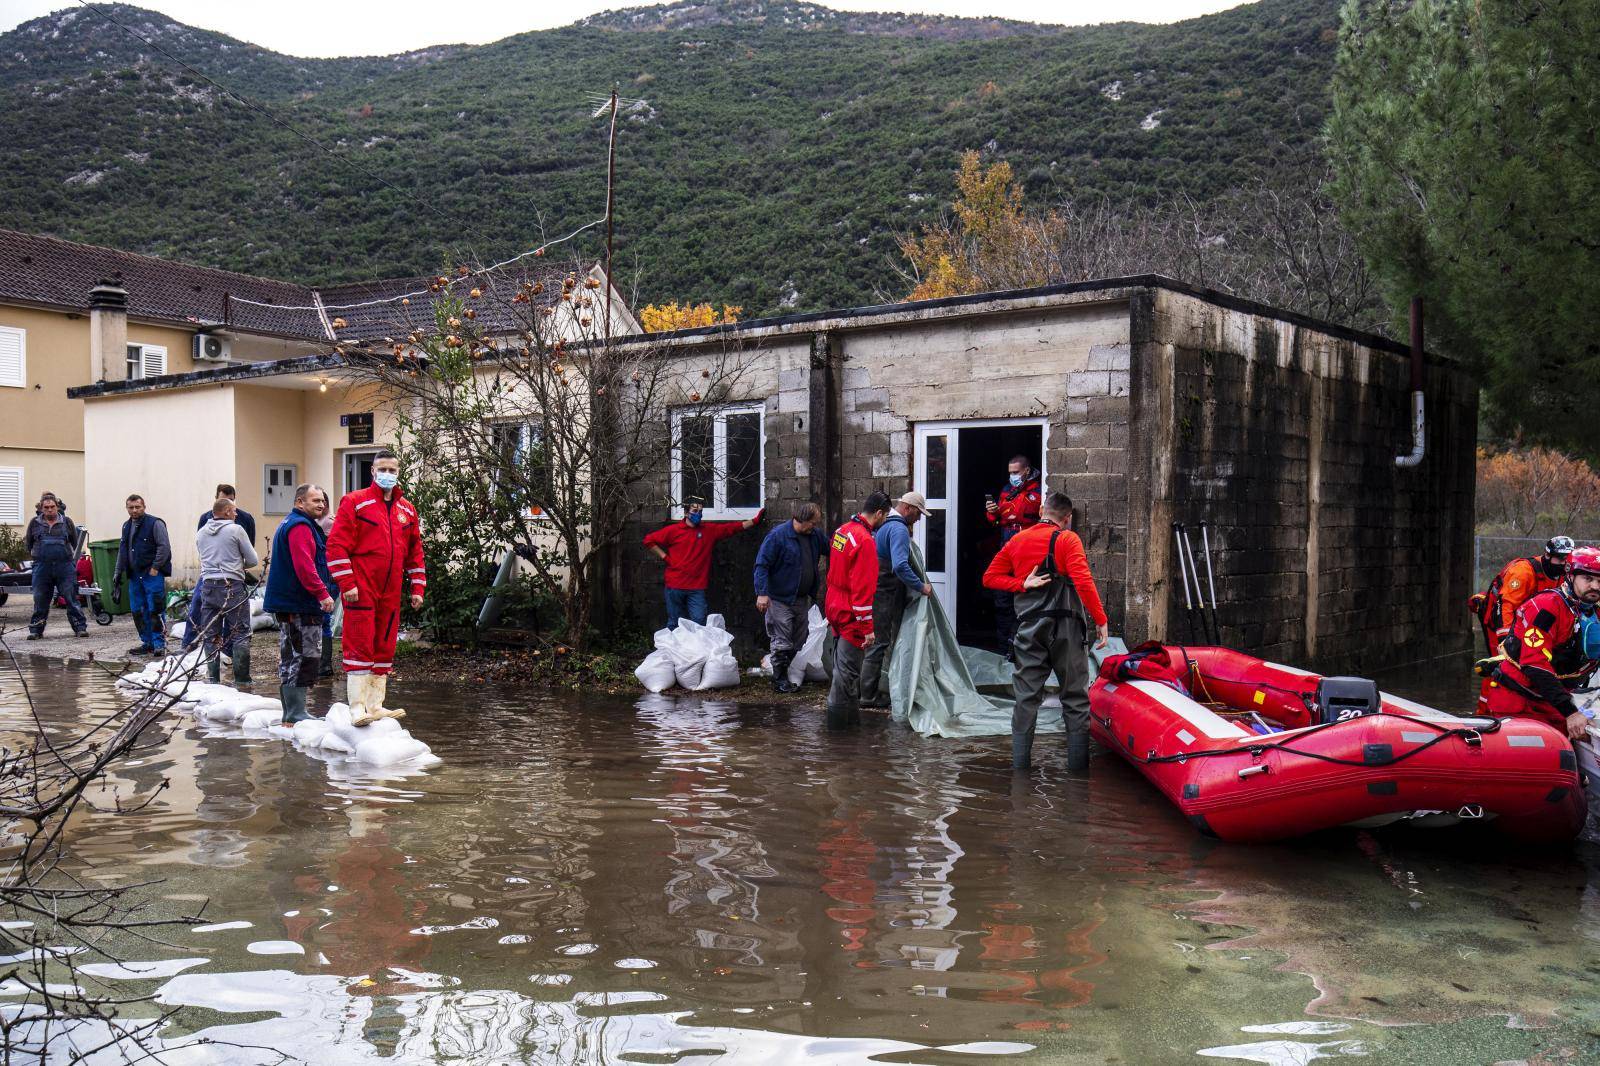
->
<box><xmin>1474</xmin><ymin>535</ymin><xmax>1600</xmax><ymax>590</ymax></box>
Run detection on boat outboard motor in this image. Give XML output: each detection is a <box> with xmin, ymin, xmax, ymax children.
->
<box><xmin>1315</xmin><ymin>676</ymin><xmax>1381</xmax><ymax>724</ymax></box>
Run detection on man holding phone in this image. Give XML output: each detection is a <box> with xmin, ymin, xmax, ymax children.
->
<box><xmin>985</xmin><ymin>455</ymin><xmax>1042</xmax><ymax>655</ymax></box>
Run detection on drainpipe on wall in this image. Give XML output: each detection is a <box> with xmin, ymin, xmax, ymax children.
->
<box><xmin>1394</xmin><ymin>296</ymin><xmax>1425</xmax><ymax>468</ymax></box>
<box><xmin>87</xmin><ymin>277</ymin><xmax>129</xmax><ymax>383</ymax></box>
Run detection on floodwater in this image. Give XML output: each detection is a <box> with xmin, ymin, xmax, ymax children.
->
<box><xmin>5</xmin><ymin>654</ymin><xmax>1600</xmax><ymax>1064</ymax></box>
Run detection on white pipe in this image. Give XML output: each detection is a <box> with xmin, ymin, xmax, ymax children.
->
<box><xmin>1394</xmin><ymin>390</ymin><xmax>1425</xmax><ymax>467</ymax></box>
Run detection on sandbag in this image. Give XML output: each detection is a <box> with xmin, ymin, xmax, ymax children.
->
<box><xmin>635</xmin><ymin>650</ymin><xmax>677</xmax><ymax>694</ymax></box>
<box><xmin>643</xmin><ymin>615</ymin><xmax>741</xmax><ymax>692</ymax></box>
<box><xmin>790</xmin><ymin>605</ymin><xmax>829</xmax><ymax>686</ymax></box>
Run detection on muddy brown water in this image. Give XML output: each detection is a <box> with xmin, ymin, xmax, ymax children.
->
<box><xmin>4</xmin><ymin>655</ymin><xmax>1600</xmax><ymax>1063</ymax></box>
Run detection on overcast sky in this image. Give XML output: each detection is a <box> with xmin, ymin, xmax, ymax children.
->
<box><xmin>0</xmin><ymin>0</ymin><xmax>1250</xmax><ymax>57</ymax></box>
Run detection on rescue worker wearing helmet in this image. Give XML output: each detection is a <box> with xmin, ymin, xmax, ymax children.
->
<box><xmin>1480</xmin><ymin>545</ymin><xmax>1600</xmax><ymax>741</ymax></box>
<box><xmin>1470</xmin><ymin>535</ymin><xmax>1574</xmax><ymax>654</ymax></box>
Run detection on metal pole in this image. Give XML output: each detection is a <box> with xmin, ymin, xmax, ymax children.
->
<box><xmin>1179</xmin><ymin>527</ymin><xmax>1211</xmax><ymax>645</ymax></box>
<box><xmin>604</xmin><ymin>85</ymin><xmax>618</xmax><ymax>346</ymax></box>
<box><xmin>1174</xmin><ymin>524</ymin><xmax>1197</xmax><ymax>643</ymax></box>
<box><xmin>1200</xmin><ymin>521</ymin><xmax>1220</xmax><ymax>644</ymax></box>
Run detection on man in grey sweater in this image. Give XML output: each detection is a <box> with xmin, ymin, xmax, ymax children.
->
<box><xmin>195</xmin><ymin>497</ymin><xmax>260</xmax><ymax>687</ymax></box>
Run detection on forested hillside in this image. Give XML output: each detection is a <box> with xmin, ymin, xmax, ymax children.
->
<box><xmin>0</xmin><ymin>0</ymin><xmax>1340</xmax><ymax>315</ymax></box>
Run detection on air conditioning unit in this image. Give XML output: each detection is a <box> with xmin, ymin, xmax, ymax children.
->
<box><xmin>192</xmin><ymin>332</ymin><xmax>232</xmax><ymax>362</ymax></box>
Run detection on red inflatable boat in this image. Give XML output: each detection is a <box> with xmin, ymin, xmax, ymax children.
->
<box><xmin>1089</xmin><ymin>645</ymin><xmax>1586</xmax><ymax>843</ymax></box>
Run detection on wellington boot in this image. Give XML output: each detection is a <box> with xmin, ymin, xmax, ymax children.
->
<box><xmin>369</xmin><ymin>674</ymin><xmax>407</xmax><ymax>721</ymax></box>
<box><xmin>770</xmin><ymin>653</ymin><xmax>794</xmax><ymax>694</ymax></box>
<box><xmin>825</xmin><ymin>703</ymin><xmax>853</xmax><ymax>730</ymax></box>
<box><xmin>206</xmin><ymin>655</ymin><xmax>221</xmax><ymax>685</ymax></box>
<box><xmin>1011</xmin><ymin>734</ymin><xmax>1033</xmax><ymax>771</ymax></box>
<box><xmin>232</xmin><ymin>645</ymin><xmax>252</xmax><ymax>689</ymax></box>
<box><xmin>319</xmin><ymin>634</ymin><xmax>334</xmax><ymax>678</ymax></box>
<box><xmin>347</xmin><ymin>673</ymin><xmax>376</xmax><ymax>727</ymax></box>
<box><xmin>1066</xmin><ymin>729</ymin><xmax>1090</xmax><ymax>773</ymax></box>
<box><xmin>280</xmin><ymin>685</ymin><xmax>311</xmax><ymax>725</ymax></box>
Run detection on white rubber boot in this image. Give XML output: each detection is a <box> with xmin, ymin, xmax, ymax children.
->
<box><xmin>347</xmin><ymin>672</ymin><xmax>377</xmax><ymax>727</ymax></box>
<box><xmin>369</xmin><ymin>673</ymin><xmax>407</xmax><ymax>721</ymax></box>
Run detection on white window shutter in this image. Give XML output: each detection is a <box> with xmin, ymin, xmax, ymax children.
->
<box><xmin>0</xmin><ymin>326</ymin><xmax>24</xmax><ymax>388</ymax></box>
<box><xmin>140</xmin><ymin>344</ymin><xmax>167</xmax><ymax>378</ymax></box>
<box><xmin>0</xmin><ymin>468</ymin><xmax>22</xmax><ymax>524</ymax></box>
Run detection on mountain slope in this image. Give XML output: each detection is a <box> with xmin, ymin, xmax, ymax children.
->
<box><xmin>0</xmin><ymin>0</ymin><xmax>1339</xmax><ymax>315</ymax></box>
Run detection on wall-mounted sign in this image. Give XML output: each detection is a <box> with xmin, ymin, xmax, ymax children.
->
<box><xmin>342</xmin><ymin>412</ymin><xmax>374</xmax><ymax>445</ymax></box>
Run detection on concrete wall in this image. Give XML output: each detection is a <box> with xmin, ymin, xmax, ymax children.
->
<box><xmin>233</xmin><ymin>384</ymin><xmax>308</xmax><ymax>555</ymax></box>
<box><xmin>1126</xmin><ymin>288</ymin><xmax>1475</xmax><ymax>671</ymax></box>
<box><xmin>83</xmin><ymin>386</ymin><xmax>236</xmax><ymax>580</ymax></box>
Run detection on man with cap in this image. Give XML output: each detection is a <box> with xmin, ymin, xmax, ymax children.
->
<box><xmin>860</xmin><ymin>491</ymin><xmax>933</xmax><ymax>709</ymax></box>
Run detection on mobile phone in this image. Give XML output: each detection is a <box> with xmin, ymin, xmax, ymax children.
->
<box><xmin>985</xmin><ymin>494</ymin><xmax>996</xmax><ymax>507</ymax></box>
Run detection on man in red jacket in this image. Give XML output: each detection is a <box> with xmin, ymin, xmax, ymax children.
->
<box><xmin>825</xmin><ymin>491</ymin><xmax>892</xmax><ymax>729</ymax></box>
<box><xmin>326</xmin><ymin>449</ymin><xmax>426</xmax><ymax>727</ymax></box>
<box><xmin>1481</xmin><ymin>545</ymin><xmax>1600</xmax><ymax>740</ymax></box>
<box><xmin>985</xmin><ymin>455</ymin><xmax>1042</xmax><ymax>655</ymax></box>
<box><xmin>643</xmin><ymin>499</ymin><xmax>762</xmax><ymax>629</ymax></box>
<box><xmin>983</xmin><ymin>491</ymin><xmax>1109</xmax><ymax>771</ymax></box>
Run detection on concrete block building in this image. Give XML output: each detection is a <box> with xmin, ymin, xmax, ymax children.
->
<box><xmin>625</xmin><ymin>278</ymin><xmax>1475</xmax><ymax>673</ymax></box>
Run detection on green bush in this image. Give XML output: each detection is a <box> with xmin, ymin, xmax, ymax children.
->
<box><xmin>0</xmin><ymin>526</ymin><xmax>26</xmax><ymax>569</ymax></box>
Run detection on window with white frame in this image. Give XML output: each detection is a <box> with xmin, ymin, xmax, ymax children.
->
<box><xmin>671</xmin><ymin>404</ymin><xmax>764</xmax><ymax>518</ymax></box>
<box><xmin>0</xmin><ymin>326</ymin><xmax>24</xmax><ymax>388</ymax></box>
<box><xmin>125</xmin><ymin>343</ymin><xmax>167</xmax><ymax>380</ymax></box>
<box><xmin>0</xmin><ymin>467</ymin><xmax>22</xmax><ymax>525</ymax></box>
<box><xmin>489</xmin><ymin>420</ymin><xmax>549</xmax><ymax>516</ymax></box>
<box><xmin>263</xmin><ymin>464</ymin><xmax>298</xmax><ymax>515</ymax></box>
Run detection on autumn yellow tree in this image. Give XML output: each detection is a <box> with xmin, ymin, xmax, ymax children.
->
<box><xmin>639</xmin><ymin>301</ymin><xmax>742</xmax><ymax>332</ymax></box>
<box><xmin>899</xmin><ymin>150</ymin><xmax>1063</xmax><ymax>300</ymax></box>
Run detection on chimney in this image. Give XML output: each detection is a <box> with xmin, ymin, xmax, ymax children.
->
<box><xmin>88</xmin><ymin>276</ymin><xmax>128</xmax><ymax>383</ymax></box>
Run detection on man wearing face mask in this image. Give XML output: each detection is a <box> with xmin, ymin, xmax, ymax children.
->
<box><xmin>643</xmin><ymin>499</ymin><xmax>762</xmax><ymax>630</ymax></box>
<box><xmin>326</xmin><ymin>449</ymin><xmax>426</xmax><ymax>727</ymax></box>
<box><xmin>985</xmin><ymin>455</ymin><xmax>1042</xmax><ymax>654</ymax></box>
<box><xmin>1470</xmin><ymin>535</ymin><xmax>1574</xmax><ymax>653</ymax></box>
<box><xmin>1481</xmin><ymin>545</ymin><xmax>1600</xmax><ymax>741</ymax></box>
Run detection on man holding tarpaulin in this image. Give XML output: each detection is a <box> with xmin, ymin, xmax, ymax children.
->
<box><xmin>982</xmin><ymin>491</ymin><xmax>1109</xmax><ymax>771</ymax></box>
<box><xmin>825</xmin><ymin>491</ymin><xmax>892</xmax><ymax>729</ymax></box>
<box><xmin>860</xmin><ymin>492</ymin><xmax>932</xmax><ymax>708</ymax></box>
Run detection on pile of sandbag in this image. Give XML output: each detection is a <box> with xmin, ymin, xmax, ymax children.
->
<box><xmin>116</xmin><ymin>653</ymin><xmax>439</xmax><ymax>770</ymax></box>
<box><xmin>634</xmin><ymin>615</ymin><xmax>741</xmax><ymax>694</ymax></box>
<box><xmin>247</xmin><ymin>585</ymin><xmax>277</xmax><ymax>631</ymax></box>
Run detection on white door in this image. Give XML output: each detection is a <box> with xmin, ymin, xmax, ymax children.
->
<box><xmin>913</xmin><ymin>424</ymin><xmax>956</xmax><ymax>613</ymax></box>
<box><xmin>913</xmin><ymin>418</ymin><xmax>1049</xmax><ymax>635</ymax></box>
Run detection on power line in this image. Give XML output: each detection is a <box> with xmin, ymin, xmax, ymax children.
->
<box><xmin>74</xmin><ymin>0</ymin><xmax>494</xmax><ymax>252</ymax></box>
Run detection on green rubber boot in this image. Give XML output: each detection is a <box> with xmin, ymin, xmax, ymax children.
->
<box><xmin>280</xmin><ymin>685</ymin><xmax>311</xmax><ymax>725</ymax></box>
<box><xmin>232</xmin><ymin>644</ymin><xmax>252</xmax><ymax>689</ymax></box>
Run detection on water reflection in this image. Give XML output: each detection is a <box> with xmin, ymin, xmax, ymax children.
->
<box><xmin>3</xmin><ymin>657</ymin><xmax>1600</xmax><ymax>1062</ymax></box>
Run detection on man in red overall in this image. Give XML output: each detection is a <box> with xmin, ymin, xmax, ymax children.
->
<box><xmin>1481</xmin><ymin>545</ymin><xmax>1600</xmax><ymax>741</ymax></box>
<box><xmin>825</xmin><ymin>491</ymin><xmax>891</xmax><ymax>730</ymax></box>
<box><xmin>326</xmin><ymin>449</ymin><xmax>426</xmax><ymax>727</ymax></box>
<box><xmin>985</xmin><ymin>455</ymin><xmax>1042</xmax><ymax>655</ymax></box>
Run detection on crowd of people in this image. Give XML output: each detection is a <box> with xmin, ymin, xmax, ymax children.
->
<box><xmin>644</xmin><ymin>456</ymin><xmax>1108</xmax><ymax>770</ymax></box>
<box><xmin>13</xmin><ymin>450</ymin><xmax>427</xmax><ymax>731</ymax></box>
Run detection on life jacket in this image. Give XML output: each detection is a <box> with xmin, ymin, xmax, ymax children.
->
<box><xmin>1473</xmin><ymin>556</ymin><xmax>1560</xmax><ymax>634</ymax></box>
<box><xmin>1109</xmin><ymin>640</ymin><xmax>1191</xmax><ymax>694</ymax></box>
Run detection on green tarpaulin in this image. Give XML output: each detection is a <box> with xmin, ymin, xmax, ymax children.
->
<box><xmin>885</xmin><ymin>544</ymin><xmax>1126</xmax><ymax>738</ymax></box>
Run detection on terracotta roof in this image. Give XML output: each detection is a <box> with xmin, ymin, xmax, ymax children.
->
<box><xmin>0</xmin><ymin>228</ymin><xmax>325</xmax><ymax>338</ymax></box>
<box><xmin>0</xmin><ymin>228</ymin><xmax>586</xmax><ymax>342</ymax></box>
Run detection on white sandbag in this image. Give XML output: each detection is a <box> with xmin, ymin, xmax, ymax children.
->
<box><xmin>239</xmin><ymin>707</ymin><xmax>283</xmax><ymax>730</ymax></box>
<box><xmin>168</xmin><ymin>621</ymin><xmax>187</xmax><ymax>643</ymax></box>
<box><xmin>789</xmin><ymin>605</ymin><xmax>829</xmax><ymax>686</ymax></box>
<box><xmin>635</xmin><ymin>650</ymin><xmax>678</xmax><ymax>694</ymax></box>
<box><xmin>320</xmin><ymin>704</ymin><xmax>441</xmax><ymax>768</ymax></box>
<box><xmin>695</xmin><ymin>649</ymin><xmax>741</xmax><ymax>691</ymax></box>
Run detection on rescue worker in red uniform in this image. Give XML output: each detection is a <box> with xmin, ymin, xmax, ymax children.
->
<box><xmin>643</xmin><ymin>499</ymin><xmax>762</xmax><ymax>629</ymax></box>
<box><xmin>1480</xmin><ymin>544</ymin><xmax>1600</xmax><ymax>741</ymax></box>
<box><xmin>985</xmin><ymin>455</ymin><xmax>1042</xmax><ymax>655</ymax></box>
<box><xmin>326</xmin><ymin>449</ymin><xmax>426</xmax><ymax>727</ymax></box>
<box><xmin>1469</xmin><ymin>535</ymin><xmax>1573</xmax><ymax>653</ymax></box>
<box><xmin>825</xmin><ymin>491</ymin><xmax>892</xmax><ymax>730</ymax></box>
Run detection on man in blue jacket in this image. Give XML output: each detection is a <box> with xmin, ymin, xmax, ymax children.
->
<box><xmin>114</xmin><ymin>494</ymin><xmax>171</xmax><ymax>657</ymax></box>
<box><xmin>263</xmin><ymin>484</ymin><xmax>336</xmax><ymax>725</ymax></box>
<box><xmin>753</xmin><ymin>501</ymin><xmax>826</xmax><ymax>693</ymax></box>
<box><xmin>861</xmin><ymin>491</ymin><xmax>932</xmax><ymax>708</ymax></box>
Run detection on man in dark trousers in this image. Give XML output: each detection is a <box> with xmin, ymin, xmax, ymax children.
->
<box><xmin>860</xmin><ymin>492</ymin><xmax>932</xmax><ymax>708</ymax></box>
<box><xmin>985</xmin><ymin>455</ymin><xmax>1042</xmax><ymax>655</ymax></box>
<box><xmin>754</xmin><ymin>501</ymin><xmax>826</xmax><ymax>693</ymax></box>
<box><xmin>182</xmin><ymin>483</ymin><xmax>258</xmax><ymax>652</ymax></box>
<box><xmin>115</xmin><ymin>494</ymin><xmax>171</xmax><ymax>657</ymax></box>
<box><xmin>982</xmin><ymin>492</ymin><xmax>1109</xmax><ymax>771</ymax></box>
<box><xmin>824</xmin><ymin>491</ymin><xmax>892</xmax><ymax>729</ymax></box>
<box><xmin>264</xmin><ymin>484</ymin><xmax>336</xmax><ymax>725</ymax></box>
<box><xmin>643</xmin><ymin>499</ymin><xmax>762</xmax><ymax>629</ymax></box>
<box><xmin>24</xmin><ymin>494</ymin><xmax>86</xmax><ymax>639</ymax></box>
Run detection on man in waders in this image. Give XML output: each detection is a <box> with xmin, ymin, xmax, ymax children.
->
<box><xmin>1480</xmin><ymin>544</ymin><xmax>1600</xmax><ymax>741</ymax></box>
<box><xmin>982</xmin><ymin>492</ymin><xmax>1109</xmax><ymax>771</ymax></box>
<box><xmin>326</xmin><ymin>450</ymin><xmax>425</xmax><ymax>727</ymax></box>
<box><xmin>860</xmin><ymin>492</ymin><xmax>932</xmax><ymax>708</ymax></box>
<box><xmin>825</xmin><ymin>491</ymin><xmax>892</xmax><ymax>729</ymax></box>
<box><xmin>24</xmin><ymin>494</ymin><xmax>87</xmax><ymax>639</ymax></box>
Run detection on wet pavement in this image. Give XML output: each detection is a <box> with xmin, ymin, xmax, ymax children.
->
<box><xmin>4</xmin><ymin>654</ymin><xmax>1600</xmax><ymax>1063</ymax></box>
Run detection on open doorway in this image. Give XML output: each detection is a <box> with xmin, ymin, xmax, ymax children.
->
<box><xmin>913</xmin><ymin>419</ymin><xmax>1046</xmax><ymax>651</ymax></box>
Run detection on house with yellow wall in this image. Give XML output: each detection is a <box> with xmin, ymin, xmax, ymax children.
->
<box><xmin>1</xmin><ymin>228</ymin><xmax>634</xmax><ymax>579</ymax></box>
